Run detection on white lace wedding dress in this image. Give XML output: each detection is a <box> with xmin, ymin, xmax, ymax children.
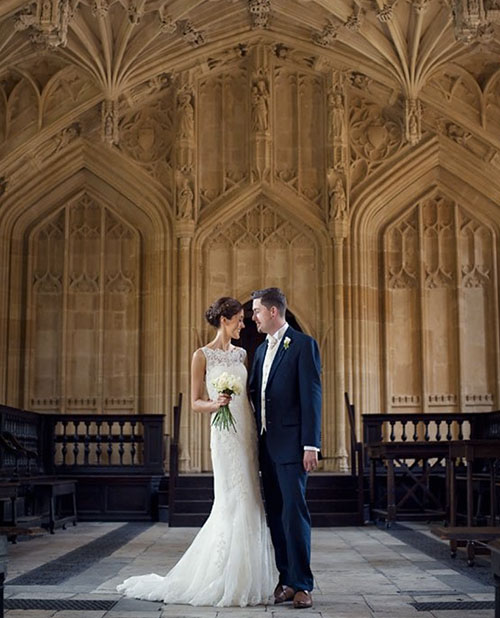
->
<box><xmin>117</xmin><ymin>346</ymin><xmax>276</xmax><ymax>606</ymax></box>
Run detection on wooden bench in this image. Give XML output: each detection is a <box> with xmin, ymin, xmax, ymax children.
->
<box><xmin>366</xmin><ymin>441</ymin><xmax>448</xmax><ymax>526</ymax></box>
<box><xmin>29</xmin><ymin>479</ymin><xmax>77</xmax><ymax>534</ymax></box>
<box><xmin>0</xmin><ymin>483</ymin><xmax>18</xmax><ymax>527</ymax></box>
<box><xmin>431</xmin><ymin>525</ymin><xmax>500</xmax><ymax>566</ymax></box>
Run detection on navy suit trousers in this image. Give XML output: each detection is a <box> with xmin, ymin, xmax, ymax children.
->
<box><xmin>259</xmin><ymin>433</ymin><xmax>313</xmax><ymax>592</ymax></box>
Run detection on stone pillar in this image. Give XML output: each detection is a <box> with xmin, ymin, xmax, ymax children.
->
<box><xmin>330</xmin><ymin>220</ymin><xmax>349</xmax><ymax>472</ymax></box>
<box><xmin>174</xmin><ymin>71</ymin><xmax>198</xmax><ymax>471</ymax></box>
<box><xmin>326</xmin><ymin>70</ymin><xmax>350</xmax><ymax>472</ymax></box>
<box><xmin>175</xmin><ymin>220</ymin><xmax>195</xmax><ymax>471</ymax></box>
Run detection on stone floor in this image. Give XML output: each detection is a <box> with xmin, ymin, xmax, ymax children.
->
<box><xmin>3</xmin><ymin>521</ymin><xmax>496</xmax><ymax>618</ymax></box>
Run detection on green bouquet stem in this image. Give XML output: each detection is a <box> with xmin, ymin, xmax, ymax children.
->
<box><xmin>211</xmin><ymin>400</ymin><xmax>237</xmax><ymax>432</ymax></box>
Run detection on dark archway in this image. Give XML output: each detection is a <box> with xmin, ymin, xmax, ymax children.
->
<box><xmin>234</xmin><ymin>300</ymin><xmax>303</xmax><ymax>369</ymax></box>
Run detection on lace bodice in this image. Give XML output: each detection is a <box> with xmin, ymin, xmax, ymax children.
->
<box><xmin>202</xmin><ymin>345</ymin><xmax>246</xmax><ymax>369</ymax></box>
<box><xmin>201</xmin><ymin>345</ymin><xmax>250</xmax><ymax>440</ymax></box>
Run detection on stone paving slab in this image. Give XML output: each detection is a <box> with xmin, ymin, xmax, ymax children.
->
<box><xmin>3</xmin><ymin>521</ymin><xmax>498</xmax><ymax>618</ymax></box>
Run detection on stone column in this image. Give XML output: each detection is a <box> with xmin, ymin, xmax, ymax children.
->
<box><xmin>330</xmin><ymin>220</ymin><xmax>349</xmax><ymax>472</ymax></box>
<box><xmin>174</xmin><ymin>71</ymin><xmax>198</xmax><ymax>471</ymax></box>
<box><xmin>326</xmin><ymin>70</ymin><xmax>350</xmax><ymax>472</ymax></box>
<box><xmin>175</xmin><ymin>220</ymin><xmax>195</xmax><ymax>471</ymax></box>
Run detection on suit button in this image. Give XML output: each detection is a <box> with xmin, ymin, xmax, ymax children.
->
<box><xmin>267</xmin><ymin>421</ymin><xmax>272</xmax><ymax>426</ymax></box>
<box><xmin>266</xmin><ymin>398</ymin><xmax>270</xmax><ymax>403</ymax></box>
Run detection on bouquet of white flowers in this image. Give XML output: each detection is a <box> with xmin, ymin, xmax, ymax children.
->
<box><xmin>211</xmin><ymin>371</ymin><xmax>243</xmax><ymax>432</ymax></box>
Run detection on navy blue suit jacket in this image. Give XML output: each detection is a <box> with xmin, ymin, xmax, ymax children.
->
<box><xmin>249</xmin><ymin>326</ymin><xmax>322</xmax><ymax>464</ymax></box>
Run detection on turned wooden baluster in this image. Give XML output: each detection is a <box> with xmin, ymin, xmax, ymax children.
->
<box><xmin>118</xmin><ymin>421</ymin><xmax>125</xmax><ymax>465</ymax></box>
<box><xmin>130</xmin><ymin>421</ymin><xmax>137</xmax><ymax>466</ymax></box>
<box><xmin>107</xmin><ymin>421</ymin><xmax>113</xmax><ymax>464</ymax></box>
<box><xmin>84</xmin><ymin>420</ymin><xmax>91</xmax><ymax>465</ymax></box>
<box><xmin>61</xmin><ymin>420</ymin><xmax>68</xmax><ymax>466</ymax></box>
<box><xmin>72</xmin><ymin>421</ymin><xmax>80</xmax><ymax>465</ymax></box>
<box><xmin>96</xmin><ymin>420</ymin><xmax>102</xmax><ymax>465</ymax></box>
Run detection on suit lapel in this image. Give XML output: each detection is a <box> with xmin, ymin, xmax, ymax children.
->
<box><xmin>252</xmin><ymin>344</ymin><xmax>266</xmax><ymax>391</ymax></box>
<box><xmin>266</xmin><ymin>326</ymin><xmax>292</xmax><ymax>388</ymax></box>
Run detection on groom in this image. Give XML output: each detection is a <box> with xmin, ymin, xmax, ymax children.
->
<box><xmin>249</xmin><ymin>287</ymin><xmax>322</xmax><ymax>609</ymax></box>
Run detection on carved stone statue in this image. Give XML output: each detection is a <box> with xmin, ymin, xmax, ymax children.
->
<box><xmin>329</xmin><ymin>91</ymin><xmax>345</xmax><ymax>140</ymax></box>
<box><xmin>41</xmin><ymin>0</ymin><xmax>53</xmax><ymax>23</ymax></box>
<box><xmin>102</xmin><ymin>100</ymin><xmax>118</xmax><ymax>145</ymax></box>
<box><xmin>406</xmin><ymin>99</ymin><xmax>422</xmax><ymax>145</ymax></box>
<box><xmin>177</xmin><ymin>175</ymin><xmax>194</xmax><ymax>220</ymax></box>
<box><xmin>251</xmin><ymin>79</ymin><xmax>269</xmax><ymax>132</ymax></box>
<box><xmin>329</xmin><ymin>177</ymin><xmax>348</xmax><ymax>222</ymax></box>
<box><xmin>177</xmin><ymin>92</ymin><xmax>194</xmax><ymax>140</ymax></box>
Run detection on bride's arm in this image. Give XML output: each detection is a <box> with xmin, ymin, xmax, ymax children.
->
<box><xmin>191</xmin><ymin>349</ymin><xmax>230</xmax><ymax>413</ymax></box>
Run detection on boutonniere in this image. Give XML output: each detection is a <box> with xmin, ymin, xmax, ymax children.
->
<box><xmin>283</xmin><ymin>336</ymin><xmax>291</xmax><ymax>350</ymax></box>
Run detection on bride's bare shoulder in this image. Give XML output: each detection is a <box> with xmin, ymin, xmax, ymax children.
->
<box><xmin>192</xmin><ymin>348</ymin><xmax>207</xmax><ymax>362</ymax></box>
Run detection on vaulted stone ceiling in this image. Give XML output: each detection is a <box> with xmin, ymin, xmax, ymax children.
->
<box><xmin>1</xmin><ymin>1</ymin><xmax>499</xmax><ymax>169</ymax></box>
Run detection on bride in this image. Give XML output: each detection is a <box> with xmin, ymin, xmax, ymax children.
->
<box><xmin>117</xmin><ymin>297</ymin><xmax>276</xmax><ymax>606</ymax></box>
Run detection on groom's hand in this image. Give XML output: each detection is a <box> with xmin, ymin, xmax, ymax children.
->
<box><xmin>303</xmin><ymin>450</ymin><xmax>318</xmax><ymax>473</ymax></box>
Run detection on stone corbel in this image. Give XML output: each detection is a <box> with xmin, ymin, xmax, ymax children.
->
<box><xmin>345</xmin><ymin>3</ymin><xmax>364</xmax><ymax>31</ymax></box>
<box><xmin>249</xmin><ymin>0</ymin><xmax>272</xmax><ymax>29</ymax></box>
<box><xmin>127</xmin><ymin>0</ymin><xmax>144</xmax><ymax>25</ymax></box>
<box><xmin>15</xmin><ymin>0</ymin><xmax>77</xmax><ymax>48</ymax></box>
<box><xmin>376</xmin><ymin>1</ymin><xmax>397</xmax><ymax>22</ymax></box>
<box><xmin>175</xmin><ymin>218</ymin><xmax>195</xmax><ymax>239</ymax></box>
<box><xmin>92</xmin><ymin>0</ymin><xmax>109</xmax><ymax>18</ymax></box>
<box><xmin>158</xmin><ymin>4</ymin><xmax>176</xmax><ymax>33</ymax></box>
<box><xmin>312</xmin><ymin>20</ymin><xmax>338</xmax><ymax>47</ymax></box>
<box><xmin>180</xmin><ymin>19</ymin><xmax>205</xmax><ymax>47</ymax></box>
<box><xmin>452</xmin><ymin>0</ymin><xmax>491</xmax><ymax>43</ymax></box>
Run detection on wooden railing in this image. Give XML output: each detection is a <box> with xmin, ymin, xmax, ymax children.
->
<box><xmin>363</xmin><ymin>411</ymin><xmax>500</xmax><ymax>449</ymax></box>
<box><xmin>0</xmin><ymin>404</ymin><xmax>166</xmax><ymax>478</ymax></box>
<box><xmin>49</xmin><ymin>414</ymin><xmax>164</xmax><ymax>475</ymax></box>
<box><xmin>362</xmin><ymin>410</ymin><xmax>500</xmax><ymax>525</ymax></box>
<box><xmin>168</xmin><ymin>393</ymin><xmax>183</xmax><ymax>523</ymax></box>
<box><xmin>344</xmin><ymin>393</ymin><xmax>365</xmax><ymax>524</ymax></box>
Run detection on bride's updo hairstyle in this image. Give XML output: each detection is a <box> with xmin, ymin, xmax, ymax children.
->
<box><xmin>205</xmin><ymin>297</ymin><xmax>242</xmax><ymax>328</ymax></box>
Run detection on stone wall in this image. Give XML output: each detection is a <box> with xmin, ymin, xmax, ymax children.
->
<box><xmin>1</xmin><ymin>1</ymin><xmax>500</xmax><ymax>471</ymax></box>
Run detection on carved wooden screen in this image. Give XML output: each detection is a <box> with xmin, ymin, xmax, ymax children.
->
<box><xmin>26</xmin><ymin>194</ymin><xmax>140</xmax><ymax>414</ymax></box>
<box><xmin>384</xmin><ymin>194</ymin><xmax>498</xmax><ymax>413</ymax></box>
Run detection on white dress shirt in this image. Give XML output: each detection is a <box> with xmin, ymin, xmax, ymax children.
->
<box><xmin>260</xmin><ymin>322</ymin><xmax>289</xmax><ymax>433</ymax></box>
<box><xmin>259</xmin><ymin>323</ymin><xmax>319</xmax><ymax>453</ymax></box>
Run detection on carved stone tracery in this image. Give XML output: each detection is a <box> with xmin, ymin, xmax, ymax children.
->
<box><xmin>29</xmin><ymin>195</ymin><xmax>139</xmax><ymax>413</ymax></box>
<box><xmin>385</xmin><ymin>196</ymin><xmax>496</xmax><ymax>412</ymax></box>
<box><xmin>312</xmin><ymin>20</ymin><xmax>338</xmax><ymax>46</ymax></box>
<box><xmin>15</xmin><ymin>0</ymin><xmax>76</xmax><ymax>48</ymax></box>
<box><xmin>249</xmin><ymin>0</ymin><xmax>272</xmax><ymax>29</ymax></box>
<box><xmin>349</xmin><ymin>96</ymin><xmax>404</xmax><ymax>184</ymax></box>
